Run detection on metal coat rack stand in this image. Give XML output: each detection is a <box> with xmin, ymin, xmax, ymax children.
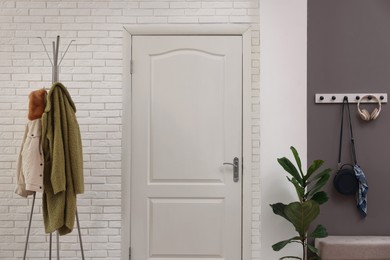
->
<box><xmin>23</xmin><ymin>35</ymin><xmax>85</xmax><ymax>260</ymax></box>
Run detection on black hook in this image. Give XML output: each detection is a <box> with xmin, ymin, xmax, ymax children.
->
<box><xmin>319</xmin><ymin>96</ymin><xmax>324</xmax><ymax>101</ymax></box>
<box><xmin>356</xmin><ymin>96</ymin><xmax>360</xmax><ymax>100</ymax></box>
<box><xmin>332</xmin><ymin>96</ymin><xmax>336</xmax><ymax>101</ymax></box>
<box><xmin>380</xmin><ymin>95</ymin><xmax>384</xmax><ymax>100</ymax></box>
<box><xmin>343</xmin><ymin>96</ymin><xmax>348</xmax><ymax>101</ymax></box>
<box><xmin>368</xmin><ymin>95</ymin><xmax>372</xmax><ymax>100</ymax></box>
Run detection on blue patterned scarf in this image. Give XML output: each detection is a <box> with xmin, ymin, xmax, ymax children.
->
<box><xmin>354</xmin><ymin>165</ymin><xmax>368</xmax><ymax>217</ymax></box>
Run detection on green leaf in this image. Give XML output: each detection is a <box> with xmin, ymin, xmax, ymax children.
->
<box><xmin>270</xmin><ymin>203</ymin><xmax>291</xmax><ymax>223</ymax></box>
<box><xmin>277</xmin><ymin>157</ymin><xmax>303</xmax><ymax>186</ymax></box>
<box><xmin>290</xmin><ymin>146</ymin><xmax>304</xmax><ymax>179</ymax></box>
<box><xmin>310</xmin><ymin>191</ymin><xmax>328</xmax><ymax>205</ymax></box>
<box><xmin>287</xmin><ymin>177</ymin><xmax>305</xmax><ymax>201</ymax></box>
<box><xmin>284</xmin><ymin>201</ymin><xmax>320</xmax><ymax>237</ymax></box>
<box><xmin>272</xmin><ymin>236</ymin><xmax>301</xmax><ymax>251</ymax></box>
<box><xmin>309</xmin><ymin>224</ymin><xmax>328</xmax><ymax>238</ymax></box>
<box><xmin>305</xmin><ymin>160</ymin><xmax>324</xmax><ymax>181</ymax></box>
<box><xmin>309</xmin><ymin>257</ymin><xmax>321</xmax><ymax>260</ymax></box>
<box><xmin>307</xmin><ymin>244</ymin><xmax>319</xmax><ymax>254</ymax></box>
<box><xmin>312</xmin><ymin>168</ymin><xmax>332</xmax><ymax>181</ymax></box>
<box><xmin>308</xmin><ymin>172</ymin><xmax>330</xmax><ymax>196</ymax></box>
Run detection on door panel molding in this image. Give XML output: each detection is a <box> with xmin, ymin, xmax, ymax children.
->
<box><xmin>123</xmin><ymin>24</ymin><xmax>251</xmax><ymax>36</ymax></box>
<box><xmin>122</xmin><ymin>25</ymin><xmax>252</xmax><ymax>260</ymax></box>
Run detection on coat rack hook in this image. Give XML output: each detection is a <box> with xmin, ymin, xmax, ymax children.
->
<box><xmin>58</xmin><ymin>40</ymin><xmax>75</xmax><ymax>66</ymax></box>
<box><xmin>37</xmin><ymin>37</ymin><xmax>53</xmax><ymax>66</ymax></box>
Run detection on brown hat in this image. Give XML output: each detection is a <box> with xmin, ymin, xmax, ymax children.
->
<box><xmin>28</xmin><ymin>89</ymin><xmax>46</xmax><ymax>120</ymax></box>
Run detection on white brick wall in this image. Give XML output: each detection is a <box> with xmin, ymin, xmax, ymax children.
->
<box><xmin>0</xmin><ymin>1</ymin><xmax>259</xmax><ymax>259</ymax></box>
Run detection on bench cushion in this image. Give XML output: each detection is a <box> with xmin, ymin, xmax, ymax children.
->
<box><xmin>315</xmin><ymin>236</ymin><xmax>390</xmax><ymax>260</ymax></box>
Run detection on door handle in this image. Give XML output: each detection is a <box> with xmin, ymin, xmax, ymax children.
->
<box><xmin>223</xmin><ymin>157</ymin><xmax>239</xmax><ymax>182</ymax></box>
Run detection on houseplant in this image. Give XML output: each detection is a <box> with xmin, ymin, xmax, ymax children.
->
<box><xmin>270</xmin><ymin>146</ymin><xmax>332</xmax><ymax>260</ymax></box>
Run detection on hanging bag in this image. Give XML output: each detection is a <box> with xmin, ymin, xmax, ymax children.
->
<box><xmin>333</xmin><ymin>97</ymin><xmax>359</xmax><ymax>195</ymax></box>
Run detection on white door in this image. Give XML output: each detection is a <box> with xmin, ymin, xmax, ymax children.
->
<box><xmin>131</xmin><ymin>35</ymin><xmax>242</xmax><ymax>260</ymax></box>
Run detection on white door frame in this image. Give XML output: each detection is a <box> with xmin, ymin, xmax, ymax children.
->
<box><xmin>121</xmin><ymin>24</ymin><xmax>252</xmax><ymax>260</ymax></box>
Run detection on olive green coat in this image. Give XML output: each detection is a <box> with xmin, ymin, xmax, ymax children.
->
<box><xmin>41</xmin><ymin>82</ymin><xmax>84</xmax><ymax>235</ymax></box>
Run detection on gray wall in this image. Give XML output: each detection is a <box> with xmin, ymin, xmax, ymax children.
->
<box><xmin>308</xmin><ymin>0</ymin><xmax>390</xmax><ymax>235</ymax></box>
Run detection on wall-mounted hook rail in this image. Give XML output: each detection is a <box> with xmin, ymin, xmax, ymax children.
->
<box><xmin>315</xmin><ymin>93</ymin><xmax>387</xmax><ymax>104</ymax></box>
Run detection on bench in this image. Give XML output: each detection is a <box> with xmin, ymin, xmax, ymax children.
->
<box><xmin>315</xmin><ymin>236</ymin><xmax>390</xmax><ymax>260</ymax></box>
